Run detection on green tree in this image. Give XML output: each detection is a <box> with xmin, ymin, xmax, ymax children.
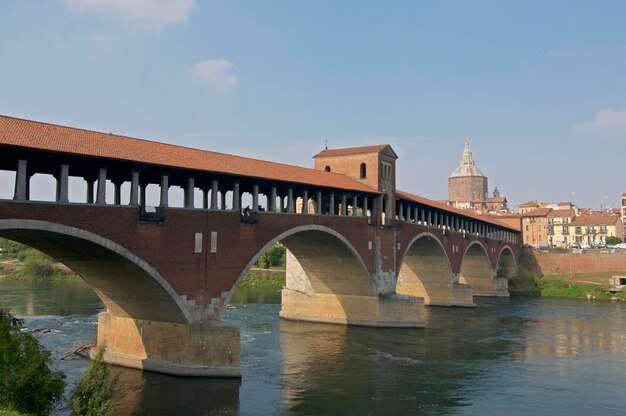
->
<box><xmin>70</xmin><ymin>347</ymin><xmax>120</xmax><ymax>416</ymax></box>
<box><xmin>496</xmin><ymin>255</ymin><xmax>514</xmax><ymax>278</ymax></box>
<box><xmin>20</xmin><ymin>251</ymin><xmax>56</xmax><ymax>279</ymax></box>
<box><xmin>257</xmin><ymin>244</ymin><xmax>286</xmax><ymax>269</ymax></box>
<box><xmin>606</xmin><ymin>236</ymin><xmax>622</xmax><ymax>245</ymax></box>
<box><xmin>0</xmin><ymin>309</ymin><xmax>65</xmax><ymax>415</ymax></box>
<box><xmin>0</xmin><ymin>238</ymin><xmax>31</xmax><ymax>259</ymax></box>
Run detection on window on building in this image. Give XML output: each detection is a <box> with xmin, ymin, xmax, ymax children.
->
<box><xmin>525</xmin><ymin>225</ymin><xmax>529</xmax><ymax>231</ymax></box>
<box><xmin>325</xmin><ymin>166</ymin><xmax>331</xmax><ymax>172</ymax></box>
<box><xmin>538</xmin><ymin>224</ymin><xmax>542</xmax><ymax>232</ymax></box>
<box><xmin>360</xmin><ymin>163</ymin><xmax>366</xmax><ymax>179</ymax></box>
<box><xmin>539</xmin><ymin>235</ymin><xmax>542</xmax><ymax>242</ymax></box>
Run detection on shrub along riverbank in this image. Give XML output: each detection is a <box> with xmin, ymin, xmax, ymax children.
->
<box><xmin>508</xmin><ymin>268</ymin><xmax>625</xmax><ymax>301</ymax></box>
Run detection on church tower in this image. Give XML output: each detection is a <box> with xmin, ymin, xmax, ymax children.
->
<box><xmin>448</xmin><ymin>141</ymin><xmax>488</xmax><ymax>210</ymax></box>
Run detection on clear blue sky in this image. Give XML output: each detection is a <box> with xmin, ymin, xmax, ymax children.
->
<box><xmin>1</xmin><ymin>1</ymin><xmax>625</xmax><ymax>209</ymax></box>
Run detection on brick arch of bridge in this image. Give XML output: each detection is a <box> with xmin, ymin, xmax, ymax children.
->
<box><xmin>458</xmin><ymin>241</ymin><xmax>493</xmax><ymax>287</ymax></box>
<box><xmin>497</xmin><ymin>246</ymin><xmax>518</xmax><ymax>277</ymax></box>
<box><xmin>220</xmin><ymin>224</ymin><xmax>375</xmax><ymax>317</ymax></box>
<box><xmin>396</xmin><ymin>232</ymin><xmax>457</xmax><ymax>305</ymax></box>
<box><xmin>0</xmin><ymin>219</ymin><xmax>197</xmax><ymax>324</ymax></box>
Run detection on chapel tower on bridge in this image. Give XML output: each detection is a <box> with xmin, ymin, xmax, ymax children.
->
<box><xmin>313</xmin><ymin>144</ymin><xmax>398</xmax><ymax>218</ymax></box>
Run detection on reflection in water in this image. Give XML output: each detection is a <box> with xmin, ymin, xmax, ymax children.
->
<box><xmin>111</xmin><ymin>367</ymin><xmax>240</xmax><ymax>415</ymax></box>
<box><xmin>278</xmin><ymin>301</ymin><xmax>527</xmax><ymax>416</ymax></box>
<box><xmin>1</xmin><ymin>280</ymin><xmax>625</xmax><ymax>415</ymax></box>
<box><xmin>0</xmin><ymin>279</ymin><xmax>104</xmax><ymax>316</ymax></box>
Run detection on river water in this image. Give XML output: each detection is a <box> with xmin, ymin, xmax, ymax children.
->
<box><xmin>1</xmin><ymin>280</ymin><xmax>625</xmax><ymax>415</ymax></box>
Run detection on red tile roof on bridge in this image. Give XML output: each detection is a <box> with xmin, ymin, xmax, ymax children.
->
<box><xmin>396</xmin><ymin>190</ymin><xmax>519</xmax><ymax>231</ymax></box>
<box><xmin>0</xmin><ymin>115</ymin><xmax>378</xmax><ymax>193</ymax></box>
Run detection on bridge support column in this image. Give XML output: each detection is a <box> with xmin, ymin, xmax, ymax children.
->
<box><xmin>185</xmin><ymin>177</ymin><xmax>195</xmax><ymax>208</ymax></box>
<box><xmin>471</xmin><ymin>276</ymin><xmax>509</xmax><ymax>297</ymax></box>
<box><xmin>280</xmin><ymin>290</ymin><xmax>424</xmax><ymax>328</ymax></box>
<box><xmin>280</xmin><ymin>251</ymin><xmax>424</xmax><ymax>327</ymax></box>
<box><xmin>96</xmin><ymin>312</ymin><xmax>241</xmax><ymax>377</ymax></box>
<box><xmin>129</xmin><ymin>171</ymin><xmax>140</xmax><ymax>206</ymax></box>
<box><xmin>287</xmin><ymin>188</ymin><xmax>294</xmax><ymax>213</ymax></box>
<box><xmin>96</xmin><ymin>167</ymin><xmax>107</xmax><ymax>205</ymax></box>
<box><xmin>252</xmin><ymin>185</ymin><xmax>259</xmax><ymax>211</ymax></box>
<box><xmin>269</xmin><ymin>186</ymin><xmax>277</xmax><ymax>212</ymax></box>
<box><xmin>13</xmin><ymin>159</ymin><xmax>29</xmax><ymax>201</ymax></box>
<box><xmin>160</xmin><ymin>174</ymin><xmax>169</xmax><ymax>208</ymax></box>
<box><xmin>211</xmin><ymin>180</ymin><xmax>218</xmax><ymax>209</ymax></box>
<box><xmin>202</xmin><ymin>189</ymin><xmax>209</xmax><ymax>209</ymax></box>
<box><xmin>55</xmin><ymin>164</ymin><xmax>70</xmax><ymax>203</ymax></box>
<box><xmin>396</xmin><ymin>279</ymin><xmax>475</xmax><ymax>307</ymax></box>
<box><xmin>113</xmin><ymin>181</ymin><xmax>122</xmax><ymax>205</ymax></box>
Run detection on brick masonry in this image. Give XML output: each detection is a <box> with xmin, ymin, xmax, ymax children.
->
<box><xmin>0</xmin><ymin>201</ymin><xmax>519</xmax><ymax>319</ymax></box>
<box><xmin>521</xmin><ymin>248</ymin><xmax>626</xmax><ymax>276</ymax></box>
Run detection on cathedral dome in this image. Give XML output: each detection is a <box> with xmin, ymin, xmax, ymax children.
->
<box><xmin>449</xmin><ymin>141</ymin><xmax>485</xmax><ymax>178</ymax></box>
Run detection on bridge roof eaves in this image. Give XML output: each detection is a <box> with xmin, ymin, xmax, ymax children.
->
<box><xmin>0</xmin><ymin>115</ymin><xmax>379</xmax><ymax>194</ymax></box>
<box><xmin>396</xmin><ymin>189</ymin><xmax>520</xmax><ymax>232</ymax></box>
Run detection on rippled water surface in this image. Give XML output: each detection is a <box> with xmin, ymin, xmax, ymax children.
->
<box><xmin>1</xmin><ymin>280</ymin><xmax>625</xmax><ymax>415</ymax></box>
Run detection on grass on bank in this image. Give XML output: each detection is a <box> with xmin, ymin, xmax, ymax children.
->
<box><xmin>508</xmin><ymin>267</ymin><xmax>626</xmax><ymax>301</ymax></box>
<box><xmin>240</xmin><ymin>269</ymin><xmax>286</xmax><ymax>288</ymax></box>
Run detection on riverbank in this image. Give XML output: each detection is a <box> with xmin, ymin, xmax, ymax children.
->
<box><xmin>509</xmin><ymin>269</ymin><xmax>625</xmax><ymax>301</ymax></box>
<box><xmin>239</xmin><ymin>268</ymin><xmax>286</xmax><ymax>288</ymax></box>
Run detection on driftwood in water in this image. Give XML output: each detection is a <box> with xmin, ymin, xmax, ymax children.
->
<box><xmin>61</xmin><ymin>340</ymin><xmax>95</xmax><ymax>360</ymax></box>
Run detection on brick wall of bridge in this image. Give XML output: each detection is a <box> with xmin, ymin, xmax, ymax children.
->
<box><xmin>0</xmin><ymin>201</ymin><xmax>519</xmax><ymax>307</ymax></box>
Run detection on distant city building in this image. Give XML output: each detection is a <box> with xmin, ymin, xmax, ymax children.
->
<box><xmin>570</xmin><ymin>212</ymin><xmax>623</xmax><ymax>245</ymax></box>
<box><xmin>547</xmin><ymin>208</ymin><xmax>575</xmax><ymax>247</ymax></box>
<box><xmin>518</xmin><ymin>198</ymin><xmax>623</xmax><ymax>247</ymax></box>
<box><xmin>448</xmin><ymin>141</ymin><xmax>508</xmax><ymax>212</ymax></box>
<box><xmin>520</xmin><ymin>207</ymin><xmax>551</xmax><ymax>246</ymax></box>
<box><xmin>518</xmin><ymin>200</ymin><xmax>547</xmax><ymax>215</ymax></box>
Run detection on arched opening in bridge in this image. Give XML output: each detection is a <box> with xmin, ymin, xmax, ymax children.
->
<box><xmin>0</xmin><ymin>223</ymin><xmax>189</xmax><ymax>323</ymax></box>
<box><xmin>396</xmin><ymin>234</ymin><xmax>457</xmax><ymax>306</ymax></box>
<box><xmin>459</xmin><ymin>243</ymin><xmax>493</xmax><ymax>295</ymax></box>
<box><xmin>221</xmin><ymin>226</ymin><xmax>376</xmax><ymax>325</ymax></box>
<box><xmin>497</xmin><ymin>247</ymin><xmax>517</xmax><ymax>278</ymax></box>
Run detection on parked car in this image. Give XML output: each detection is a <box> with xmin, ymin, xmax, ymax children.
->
<box><xmin>615</xmin><ymin>243</ymin><xmax>626</xmax><ymax>250</ymax></box>
<box><xmin>569</xmin><ymin>242</ymin><xmax>581</xmax><ymax>249</ymax></box>
<box><xmin>580</xmin><ymin>243</ymin><xmax>591</xmax><ymax>250</ymax></box>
